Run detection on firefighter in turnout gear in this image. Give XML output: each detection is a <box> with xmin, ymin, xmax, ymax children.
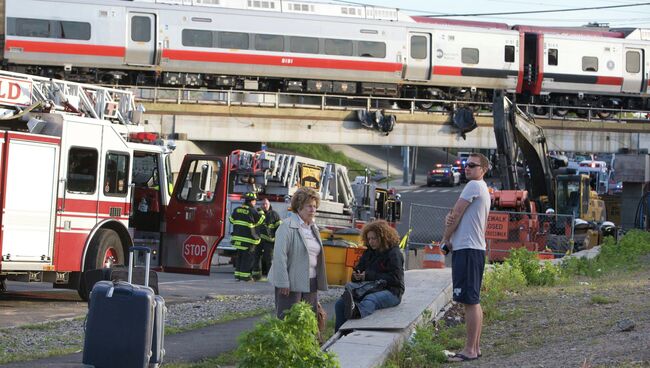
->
<box><xmin>252</xmin><ymin>198</ymin><xmax>282</xmax><ymax>281</ymax></box>
<box><xmin>230</xmin><ymin>192</ymin><xmax>265</xmax><ymax>281</ymax></box>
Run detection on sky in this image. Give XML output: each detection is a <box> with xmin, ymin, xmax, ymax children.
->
<box><xmin>326</xmin><ymin>0</ymin><xmax>650</xmax><ymax>28</ymax></box>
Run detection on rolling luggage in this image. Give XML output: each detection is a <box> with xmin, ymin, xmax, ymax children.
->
<box><xmin>83</xmin><ymin>247</ymin><xmax>166</xmax><ymax>368</ymax></box>
<box><xmin>83</xmin><ymin>264</ymin><xmax>159</xmax><ymax>298</ymax></box>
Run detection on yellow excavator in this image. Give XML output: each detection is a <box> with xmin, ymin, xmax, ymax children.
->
<box><xmin>492</xmin><ymin>91</ymin><xmax>608</xmax><ymax>254</ymax></box>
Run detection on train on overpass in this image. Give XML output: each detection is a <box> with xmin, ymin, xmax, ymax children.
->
<box><xmin>2</xmin><ymin>0</ymin><xmax>650</xmax><ymax>117</ymax></box>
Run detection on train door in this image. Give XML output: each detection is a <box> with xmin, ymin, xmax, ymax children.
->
<box><xmin>126</xmin><ymin>13</ymin><xmax>157</xmax><ymax>65</ymax></box>
<box><xmin>622</xmin><ymin>48</ymin><xmax>644</xmax><ymax>93</ymax></box>
<box><xmin>404</xmin><ymin>32</ymin><xmax>431</xmax><ymax>81</ymax></box>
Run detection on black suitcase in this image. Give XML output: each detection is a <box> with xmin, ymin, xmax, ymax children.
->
<box><xmin>83</xmin><ymin>247</ymin><xmax>165</xmax><ymax>368</ymax></box>
<box><xmin>83</xmin><ymin>264</ymin><xmax>159</xmax><ymax>296</ymax></box>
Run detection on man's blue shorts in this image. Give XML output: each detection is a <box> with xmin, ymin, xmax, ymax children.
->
<box><xmin>451</xmin><ymin>248</ymin><xmax>486</xmax><ymax>305</ymax></box>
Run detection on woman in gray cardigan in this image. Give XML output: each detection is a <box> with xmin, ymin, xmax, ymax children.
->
<box><xmin>268</xmin><ymin>187</ymin><xmax>328</xmax><ymax>318</ymax></box>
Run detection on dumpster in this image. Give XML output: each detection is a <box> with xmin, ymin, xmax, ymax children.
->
<box><xmin>332</xmin><ymin>227</ymin><xmax>362</xmax><ymax>244</ymax></box>
<box><xmin>322</xmin><ymin>238</ymin><xmax>366</xmax><ymax>286</ymax></box>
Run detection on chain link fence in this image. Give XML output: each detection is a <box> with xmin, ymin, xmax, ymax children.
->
<box><xmin>406</xmin><ymin>203</ymin><xmax>577</xmax><ymax>266</ymax></box>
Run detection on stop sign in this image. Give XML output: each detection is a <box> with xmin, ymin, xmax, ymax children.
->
<box><xmin>182</xmin><ymin>235</ymin><xmax>209</xmax><ymax>265</ymax></box>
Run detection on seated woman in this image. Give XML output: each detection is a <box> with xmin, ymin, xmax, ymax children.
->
<box><xmin>334</xmin><ymin>220</ymin><xmax>405</xmax><ymax>332</ymax></box>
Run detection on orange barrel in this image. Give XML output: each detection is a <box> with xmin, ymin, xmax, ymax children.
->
<box><xmin>422</xmin><ymin>244</ymin><xmax>445</xmax><ymax>269</ymax></box>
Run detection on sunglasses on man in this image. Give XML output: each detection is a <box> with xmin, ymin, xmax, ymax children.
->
<box><xmin>465</xmin><ymin>162</ymin><xmax>482</xmax><ymax>168</ymax></box>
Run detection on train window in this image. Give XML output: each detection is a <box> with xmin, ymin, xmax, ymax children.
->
<box><xmin>504</xmin><ymin>45</ymin><xmax>515</xmax><ymax>63</ymax></box>
<box><xmin>255</xmin><ymin>34</ymin><xmax>284</xmax><ymax>52</ymax></box>
<box><xmin>67</xmin><ymin>147</ymin><xmax>98</xmax><ymax>194</ymax></box>
<box><xmin>131</xmin><ymin>16</ymin><xmax>151</xmax><ymax>42</ymax></box>
<box><xmin>8</xmin><ymin>17</ymin><xmax>50</xmax><ymax>38</ymax></box>
<box><xmin>8</xmin><ymin>18</ymin><xmax>91</xmax><ymax>40</ymax></box>
<box><xmin>582</xmin><ymin>56</ymin><xmax>598</xmax><ymax>72</ymax></box>
<box><xmin>59</xmin><ymin>21</ymin><xmax>91</xmax><ymax>40</ymax></box>
<box><xmin>626</xmin><ymin>51</ymin><xmax>641</xmax><ymax>73</ymax></box>
<box><xmin>182</xmin><ymin>29</ymin><xmax>214</xmax><ymax>48</ymax></box>
<box><xmin>219</xmin><ymin>32</ymin><xmax>249</xmax><ymax>49</ymax></box>
<box><xmin>461</xmin><ymin>48</ymin><xmax>479</xmax><ymax>64</ymax></box>
<box><xmin>548</xmin><ymin>49</ymin><xmax>558</xmax><ymax>66</ymax></box>
<box><xmin>290</xmin><ymin>36</ymin><xmax>319</xmax><ymax>54</ymax></box>
<box><xmin>325</xmin><ymin>39</ymin><xmax>353</xmax><ymax>56</ymax></box>
<box><xmin>104</xmin><ymin>152</ymin><xmax>130</xmax><ymax>196</ymax></box>
<box><xmin>358</xmin><ymin>41</ymin><xmax>386</xmax><ymax>58</ymax></box>
<box><xmin>410</xmin><ymin>36</ymin><xmax>427</xmax><ymax>59</ymax></box>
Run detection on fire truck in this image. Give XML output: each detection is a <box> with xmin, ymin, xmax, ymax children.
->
<box><xmin>0</xmin><ymin>70</ymin><xmax>234</xmax><ymax>299</ymax></box>
<box><xmin>217</xmin><ymin>149</ymin><xmax>401</xmax><ymax>257</ymax></box>
<box><xmin>0</xmin><ymin>70</ymin><xmax>400</xmax><ymax>298</ymax></box>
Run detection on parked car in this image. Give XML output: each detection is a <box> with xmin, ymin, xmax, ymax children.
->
<box><xmin>427</xmin><ymin>164</ymin><xmax>461</xmax><ymax>187</ymax></box>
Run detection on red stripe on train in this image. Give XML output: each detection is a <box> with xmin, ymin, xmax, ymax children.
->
<box><xmin>432</xmin><ymin>66</ymin><xmax>462</xmax><ymax>76</ymax></box>
<box><xmin>5</xmin><ymin>39</ymin><xmax>125</xmax><ymax>57</ymax></box>
<box><xmin>596</xmin><ymin>76</ymin><xmax>623</xmax><ymax>86</ymax></box>
<box><xmin>162</xmin><ymin>49</ymin><xmax>402</xmax><ymax>72</ymax></box>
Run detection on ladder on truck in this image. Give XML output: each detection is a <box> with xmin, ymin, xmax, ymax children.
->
<box><xmin>0</xmin><ymin>70</ymin><xmax>137</xmax><ymax>125</ymax></box>
<box><xmin>229</xmin><ymin>149</ymin><xmax>356</xmax><ymax>218</ymax></box>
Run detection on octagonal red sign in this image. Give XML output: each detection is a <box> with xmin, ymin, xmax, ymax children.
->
<box><xmin>182</xmin><ymin>235</ymin><xmax>209</xmax><ymax>265</ymax></box>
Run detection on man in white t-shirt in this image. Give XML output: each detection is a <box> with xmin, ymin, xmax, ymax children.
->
<box><xmin>442</xmin><ymin>153</ymin><xmax>491</xmax><ymax>362</ymax></box>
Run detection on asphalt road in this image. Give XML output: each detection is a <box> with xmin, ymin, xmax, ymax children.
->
<box><xmin>0</xmin><ymin>186</ymin><xmax>461</xmax><ymax>328</ymax></box>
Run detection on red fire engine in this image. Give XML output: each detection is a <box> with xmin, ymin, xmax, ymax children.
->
<box><xmin>0</xmin><ymin>71</ymin><xmax>230</xmax><ymax>299</ymax></box>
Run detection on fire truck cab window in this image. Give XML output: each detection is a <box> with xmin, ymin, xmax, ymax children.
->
<box><xmin>178</xmin><ymin>159</ymin><xmax>221</xmax><ymax>202</ymax></box>
<box><xmin>104</xmin><ymin>152</ymin><xmax>129</xmax><ymax>196</ymax></box>
<box><xmin>132</xmin><ymin>154</ymin><xmax>159</xmax><ymax>188</ymax></box>
<box><xmin>67</xmin><ymin>148</ymin><xmax>98</xmax><ymax>193</ymax></box>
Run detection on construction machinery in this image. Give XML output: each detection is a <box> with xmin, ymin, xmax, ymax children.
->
<box><xmin>489</xmin><ymin>91</ymin><xmax>607</xmax><ymax>260</ymax></box>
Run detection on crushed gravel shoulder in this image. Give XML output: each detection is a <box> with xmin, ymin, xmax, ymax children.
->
<box><xmin>452</xmin><ymin>263</ymin><xmax>650</xmax><ymax>368</ymax></box>
<box><xmin>0</xmin><ymin>285</ymin><xmax>343</xmax><ymax>364</ymax></box>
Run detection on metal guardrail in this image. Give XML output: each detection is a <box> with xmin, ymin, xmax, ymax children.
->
<box><xmin>125</xmin><ymin>85</ymin><xmax>650</xmax><ymax>123</ymax></box>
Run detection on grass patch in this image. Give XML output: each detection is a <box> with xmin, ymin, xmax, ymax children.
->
<box><xmin>268</xmin><ymin>143</ymin><xmax>367</xmax><ymax>177</ymax></box>
<box><xmin>164</xmin><ymin>351</ymin><xmax>238</xmax><ymax>368</ymax></box>
<box><xmin>590</xmin><ymin>294</ymin><xmax>617</xmax><ymax>305</ymax></box>
<box><xmin>166</xmin><ymin>308</ymin><xmax>269</xmax><ymax>335</ymax></box>
<box><xmin>0</xmin><ymin>347</ymin><xmax>80</xmax><ymax>365</ymax></box>
<box><xmin>382</xmin><ymin>230</ymin><xmax>650</xmax><ymax>367</ymax></box>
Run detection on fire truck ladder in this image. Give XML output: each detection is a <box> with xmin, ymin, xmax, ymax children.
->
<box><xmin>0</xmin><ymin>70</ymin><xmax>136</xmax><ymax>125</ymax></box>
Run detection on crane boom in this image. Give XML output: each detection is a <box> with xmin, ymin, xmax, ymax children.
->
<box><xmin>493</xmin><ymin>90</ymin><xmax>555</xmax><ymax>206</ymax></box>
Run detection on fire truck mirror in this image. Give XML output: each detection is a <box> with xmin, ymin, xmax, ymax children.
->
<box><xmin>199</xmin><ymin>163</ymin><xmax>213</xmax><ymax>192</ymax></box>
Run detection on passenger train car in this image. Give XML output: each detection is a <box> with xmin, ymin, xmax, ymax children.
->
<box><xmin>1</xmin><ymin>0</ymin><xmax>650</xmax><ymax>114</ymax></box>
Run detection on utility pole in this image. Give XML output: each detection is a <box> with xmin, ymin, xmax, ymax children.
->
<box><xmin>402</xmin><ymin>146</ymin><xmax>410</xmax><ymax>186</ymax></box>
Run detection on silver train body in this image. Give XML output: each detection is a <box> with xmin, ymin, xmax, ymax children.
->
<box><xmin>2</xmin><ymin>0</ymin><xmax>650</xmax><ymax>112</ymax></box>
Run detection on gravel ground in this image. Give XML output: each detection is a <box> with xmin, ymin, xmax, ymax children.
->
<box><xmin>0</xmin><ymin>286</ymin><xmax>343</xmax><ymax>364</ymax></box>
<box><xmin>443</xmin><ymin>262</ymin><xmax>650</xmax><ymax>368</ymax></box>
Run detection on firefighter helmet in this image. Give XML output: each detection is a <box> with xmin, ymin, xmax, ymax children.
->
<box><xmin>244</xmin><ymin>192</ymin><xmax>257</xmax><ymax>201</ymax></box>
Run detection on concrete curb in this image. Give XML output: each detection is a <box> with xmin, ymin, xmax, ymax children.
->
<box><xmin>326</xmin><ymin>269</ymin><xmax>453</xmax><ymax>368</ymax></box>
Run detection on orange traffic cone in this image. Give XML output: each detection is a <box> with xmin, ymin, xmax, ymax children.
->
<box><xmin>422</xmin><ymin>243</ymin><xmax>445</xmax><ymax>269</ymax></box>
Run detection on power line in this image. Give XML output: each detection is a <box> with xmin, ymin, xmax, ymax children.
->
<box><xmin>420</xmin><ymin>2</ymin><xmax>650</xmax><ymax>17</ymax></box>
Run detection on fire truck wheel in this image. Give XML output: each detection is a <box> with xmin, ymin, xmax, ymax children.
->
<box><xmin>78</xmin><ymin>229</ymin><xmax>125</xmax><ymax>300</ymax></box>
<box><xmin>86</xmin><ymin>229</ymin><xmax>125</xmax><ymax>270</ymax></box>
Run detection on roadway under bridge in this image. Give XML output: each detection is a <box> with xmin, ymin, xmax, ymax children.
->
<box><xmin>141</xmin><ymin>103</ymin><xmax>650</xmax><ymax>153</ymax></box>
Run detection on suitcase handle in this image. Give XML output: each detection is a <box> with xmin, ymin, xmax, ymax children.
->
<box><xmin>128</xmin><ymin>246</ymin><xmax>151</xmax><ymax>287</ymax></box>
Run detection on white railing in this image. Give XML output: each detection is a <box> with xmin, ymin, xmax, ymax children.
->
<box><xmin>126</xmin><ymin>85</ymin><xmax>649</xmax><ymax>123</ymax></box>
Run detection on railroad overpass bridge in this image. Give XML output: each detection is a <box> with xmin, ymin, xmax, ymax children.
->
<box><xmin>141</xmin><ymin>102</ymin><xmax>650</xmax><ymax>153</ymax></box>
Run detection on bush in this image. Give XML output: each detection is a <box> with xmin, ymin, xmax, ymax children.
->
<box><xmin>236</xmin><ymin>302</ymin><xmax>340</xmax><ymax>368</ymax></box>
<box><xmin>481</xmin><ymin>263</ymin><xmax>527</xmax><ymax>320</ymax></box>
<box><xmin>561</xmin><ymin>230</ymin><xmax>650</xmax><ymax>277</ymax></box>
<box><xmin>505</xmin><ymin>248</ymin><xmax>560</xmax><ymax>286</ymax></box>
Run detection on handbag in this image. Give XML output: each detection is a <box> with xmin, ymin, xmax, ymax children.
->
<box><xmin>344</xmin><ymin>279</ymin><xmax>387</xmax><ymax>302</ymax></box>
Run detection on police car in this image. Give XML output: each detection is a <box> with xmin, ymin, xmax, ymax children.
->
<box><xmin>427</xmin><ymin>164</ymin><xmax>461</xmax><ymax>187</ymax></box>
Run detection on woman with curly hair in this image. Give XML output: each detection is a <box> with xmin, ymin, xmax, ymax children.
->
<box><xmin>334</xmin><ymin>220</ymin><xmax>404</xmax><ymax>331</ymax></box>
